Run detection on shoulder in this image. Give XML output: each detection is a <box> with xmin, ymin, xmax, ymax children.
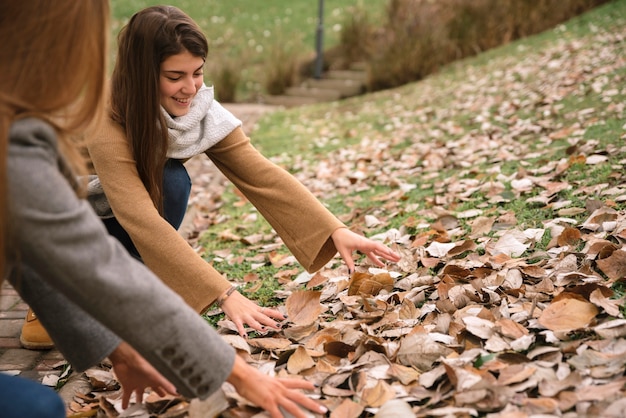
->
<box><xmin>87</xmin><ymin>115</ymin><xmax>127</xmax><ymax>147</ymax></box>
<box><xmin>9</xmin><ymin>118</ymin><xmax>58</xmax><ymax>146</ymax></box>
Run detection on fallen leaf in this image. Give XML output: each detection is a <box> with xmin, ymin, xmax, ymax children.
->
<box><xmin>286</xmin><ymin>290</ymin><xmax>323</xmax><ymax>325</ymax></box>
<box><xmin>538</xmin><ymin>293</ymin><xmax>599</xmax><ymax>332</ymax></box>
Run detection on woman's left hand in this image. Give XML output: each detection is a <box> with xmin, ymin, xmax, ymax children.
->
<box><xmin>220</xmin><ymin>290</ymin><xmax>285</xmax><ymax>337</ymax></box>
<box><xmin>331</xmin><ymin>227</ymin><xmax>401</xmax><ymax>273</ymax></box>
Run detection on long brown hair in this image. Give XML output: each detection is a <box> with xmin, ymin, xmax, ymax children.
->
<box><xmin>110</xmin><ymin>5</ymin><xmax>208</xmax><ymax>213</ymax></box>
<box><xmin>0</xmin><ymin>1</ymin><xmax>110</xmax><ymax>280</ymax></box>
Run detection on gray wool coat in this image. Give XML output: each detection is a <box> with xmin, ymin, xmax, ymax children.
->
<box><xmin>6</xmin><ymin>118</ymin><xmax>235</xmax><ymax>399</ymax></box>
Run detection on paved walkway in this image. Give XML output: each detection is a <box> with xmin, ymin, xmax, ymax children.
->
<box><xmin>0</xmin><ymin>103</ymin><xmax>278</xmax><ymax>413</ymax></box>
<box><xmin>0</xmin><ymin>281</ymin><xmax>71</xmax><ymax>392</ymax></box>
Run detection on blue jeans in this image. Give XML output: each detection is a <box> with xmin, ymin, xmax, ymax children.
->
<box><xmin>103</xmin><ymin>159</ymin><xmax>191</xmax><ymax>259</ymax></box>
<box><xmin>0</xmin><ymin>373</ymin><xmax>66</xmax><ymax>418</ymax></box>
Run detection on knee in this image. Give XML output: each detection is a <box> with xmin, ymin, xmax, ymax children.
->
<box><xmin>163</xmin><ymin>159</ymin><xmax>191</xmax><ymax>196</ymax></box>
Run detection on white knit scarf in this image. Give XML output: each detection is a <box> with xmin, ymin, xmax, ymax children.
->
<box><xmin>164</xmin><ymin>84</ymin><xmax>242</xmax><ymax>159</ymax></box>
<box><xmin>87</xmin><ymin>84</ymin><xmax>241</xmax><ymax>218</ymax></box>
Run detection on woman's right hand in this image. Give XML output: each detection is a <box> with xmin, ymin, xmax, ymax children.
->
<box><xmin>108</xmin><ymin>341</ymin><xmax>178</xmax><ymax>409</ymax></box>
<box><xmin>227</xmin><ymin>356</ymin><xmax>327</xmax><ymax>418</ymax></box>
<box><xmin>220</xmin><ymin>289</ymin><xmax>285</xmax><ymax>337</ymax></box>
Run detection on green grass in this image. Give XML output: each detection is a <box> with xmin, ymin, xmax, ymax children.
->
<box><xmin>109</xmin><ymin>0</ymin><xmax>387</xmax><ymax>100</ymax></box>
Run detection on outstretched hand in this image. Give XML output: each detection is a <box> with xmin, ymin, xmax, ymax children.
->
<box><xmin>220</xmin><ymin>290</ymin><xmax>285</xmax><ymax>337</ymax></box>
<box><xmin>108</xmin><ymin>341</ymin><xmax>178</xmax><ymax>409</ymax></box>
<box><xmin>228</xmin><ymin>356</ymin><xmax>327</xmax><ymax>418</ymax></box>
<box><xmin>331</xmin><ymin>227</ymin><xmax>401</xmax><ymax>273</ymax></box>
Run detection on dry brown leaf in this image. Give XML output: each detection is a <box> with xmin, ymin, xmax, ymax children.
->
<box><xmin>387</xmin><ymin>363</ymin><xmax>420</xmax><ymax>385</ymax></box>
<box><xmin>497</xmin><ymin>364</ymin><xmax>536</xmax><ymax>386</ymax></box>
<box><xmin>538</xmin><ymin>370</ymin><xmax>582</xmax><ymax>397</ymax></box>
<box><xmin>398</xmin><ymin>297</ymin><xmax>419</xmax><ymax>320</ymax></box>
<box><xmin>360</xmin><ymin>380</ymin><xmax>396</xmax><ymax>407</ymax></box>
<box><xmin>594</xmin><ymin>319</ymin><xmax>626</xmax><ymax>339</ymax></box>
<box><xmin>589</xmin><ymin>288</ymin><xmax>622</xmax><ymax>317</ymax></box>
<box><xmin>520</xmin><ymin>397</ymin><xmax>559</xmax><ymax>414</ymax></box>
<box><xmin>324</xmin><ymin>341</ymin><xmax>355</xmax><ymax>358</ymax></box>
<box><xmin>373</xmin><ymin>399</ymin><xmax>415</xmax><ymax>417</ymax></box>
<box><xmin>538</xmin><ymin>293</ymin><xmax>599</xmax><ymax>332</ymax></box>
<box><xmin>243</xmin><ymin>272</ymin><xmax>259</xmax><ymax>283</ymax></box>
<box><xmin>329</xmin><ymin>398</ymin><xmax>364</xmax><ymax>418</ymax></box>
<box><xmin>556</xmin><ymin>226</ymin><xmax>582</xmax><ymax>247</ymax></box>
<box><xmin>315</xmin><ymin>358</ymin><xmax>338</xmax><ymax>374</ymax></box>
<box><xmin>247</xmin><ymin>337</ymin><xmax>293</xmax><ymax>351</ymax></box>
<box><xmin>348</xmin><ymin>272</ymin><xmax>394</xmax><ymax>296</ymax></box>
<box><xmin>286</xmin><ymin>290</ymin><xmax>323</xmax><ymax>326</ymax></box>
<box><xmin>84</xmin><ymin>368</ymin><xmax>118</xmax><ymax>391</ymax></box>
<box><xmin>268</xmin><ymin>251</ymin><xmax>296</xmax><ymax>268</ymax></box>
<box><xmin>287</xmin><ymin>346</ymin><xmax>315</xmax><ymax>374</ymax></box>
<box><xmin>283</xmin><ymin>322</ymin><xmax>319</xmax><ymax>340</ymax></box>
<box><xmin>306</xmin><ymin>271</ymin><xmax>329</xmax><ymax>289</ymax></box>
<box><xmin>496</xmin><ymin>318</ymin><xmax>529</xmax><ymax>339</ymax></box>
<box><xmin>462</xmin><ymin>316</ymin><xmax>495</xmax><ymax>339</ymax></box>
<box><xmin>575</xmin><ymin>378</ymin><xmax>626</xmax><ymax>402</ymax></box>
<box><xmin>596</xmin><ymin>249</ymin><xmax>626</xmax><ymax>281</ymax></box>
<box><xmin>397</xmin><ymin>332</ymin><xmax>453</xmax><ymax>371</ymax></box>
<box><xmin>444</xmin><ymin>364</ymin><xmax>484</xmax><ymax>391</ymax></box>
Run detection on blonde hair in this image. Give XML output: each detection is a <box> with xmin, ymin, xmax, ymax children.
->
<box><xmin>0</xmin><ymin>0</ymin><xmax>110</xmax><ymax>280</ymax></box>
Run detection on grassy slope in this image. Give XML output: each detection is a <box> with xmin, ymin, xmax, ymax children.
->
<box><xmin>250</xmin><ymin>0</ymin><xmax>626</xmax><ymax>227</ymax></box>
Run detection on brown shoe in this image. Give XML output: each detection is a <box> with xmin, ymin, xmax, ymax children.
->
<box><xmin>20</xmin><ymin>309</ymin><xmax>54</xmax><ymax>350</ymax></box>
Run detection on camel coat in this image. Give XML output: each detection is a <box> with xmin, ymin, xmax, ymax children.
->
<box><xmin>87</xmin><ymin>119</ymin><xmax>345</xmax><ymax>313</ymax></box>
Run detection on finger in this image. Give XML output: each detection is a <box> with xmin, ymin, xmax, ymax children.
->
<box><xmin>135</xmin><ymin>388</ymin><xmax>144</xmax><ymax>405</ymax></box>
<box><xmin>122</xmin><ymin>389</ymin><xmax>131</xmax><ymax>409</ymax></box>
<box><xmin>279</xmin><ymin>400</ymin><xmax>308</xmax><ymax>418</ymax></box>
<box><xmin>284</xmin><ymin>391</ymin><xmax>328</xmax><ymax>417</ymax></box>
<box><xmin>243</xmin><ymin>314</ymin><xmax>268</xmax><ymax>332</ymax></box>
<box><xmin>277</xmin><ymin>378</ymin><xmax>316</xmax><ymax>391</ymax></box>
<box><xmin>162</xmin><ymin>380</ymin><xmax>178</xmax><ymax>395</ymax></box>
<box><xmin>260</xmin><ymin>307</ymin><xmax>286</xmax><ymax>321</ymax></box>
<box><xmin>337</xmin><ymin>246</ymin><xmax>355</xmax><ymax>273</ymax></box>
<box><xmin>234</xmin><ymin>319</ymin><xmax>247</xmax><ymax>338</ymax></box>
<box><xmin>266</xmin><ymin>403</ymin><xmax>284</xmax><ymax>418</ymax></box>
<box><xmin>378</xmin><ymin>245</ymin><xmax>401</xmax><ymax>260</ymax></box>
<box><xmin>377</xmin><ymin>247</ymin><xmax>400</xmax><ymax>262</ymax></box>
<box><xmin>366</xmin><ymin>252</ymin><xmax>385</xmax><ymax>267</ymax></box>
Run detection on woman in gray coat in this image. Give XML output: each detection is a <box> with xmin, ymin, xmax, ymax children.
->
<box><xmin>0</xmin><ymin>2</ymin><xmax>327</xmax><ymax>417</ymax></box>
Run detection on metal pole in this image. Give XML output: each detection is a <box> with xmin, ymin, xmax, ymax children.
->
<box><xmin>314</xmin><ymin>0</ymin><xmax>324</xmax><ymax>79</ymax></box>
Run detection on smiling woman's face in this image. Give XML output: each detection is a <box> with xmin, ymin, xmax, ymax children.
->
<box><xmin>159</xmin><ymin>50</ymin><xmax>204</xmax><ymax>117</ymax></box>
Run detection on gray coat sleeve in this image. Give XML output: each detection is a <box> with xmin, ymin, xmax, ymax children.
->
<box><xmin>7</xmin><ymin>119</ymin><xmax>235</xmax><ymax>399</ymax></box>
<box><xmin>8</xmin><ymin>263</ymin><xmax>122</xmax><ymax>371</ymax></box>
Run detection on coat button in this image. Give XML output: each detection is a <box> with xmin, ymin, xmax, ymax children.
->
<box><xmin>162</xmin><ymin>347</ymin><xmax>176</xmax><ymax>358</ymax></box>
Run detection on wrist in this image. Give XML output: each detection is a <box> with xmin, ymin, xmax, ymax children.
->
<box><xmin>226</xmin><ymin>355</ymin><xmax>252</xmax><ymax>388</ymax></box>
<box><xmin>216</xmin><ymin>286</ymin><xmax>237</xmax><ymax>307</ymax></box>
<box><xmin>108</xmin><ymin>341</ymin><xmax>135</xmax><ymax>366</ymax></box>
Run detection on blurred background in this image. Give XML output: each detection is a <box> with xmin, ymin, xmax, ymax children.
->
<box><xmin>109</xmin><ymin>0</ymin><xmax>610</xmax><ymax>104</ymax></box>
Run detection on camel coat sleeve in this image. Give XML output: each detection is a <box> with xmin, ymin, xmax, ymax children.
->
<box><xmin>206</xmin><ymin>127</ymin><xmax>346</xmax><ymax>272</ymax></box>
<box><xmin>87</xmin><ymin>119</ymin><xmax>230</xmax><ymax>313</ymax></box>
<box><xmin>87</xmin><ymin>119</ymin><xmax>344</xmax><ymax>314</ymax></box>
